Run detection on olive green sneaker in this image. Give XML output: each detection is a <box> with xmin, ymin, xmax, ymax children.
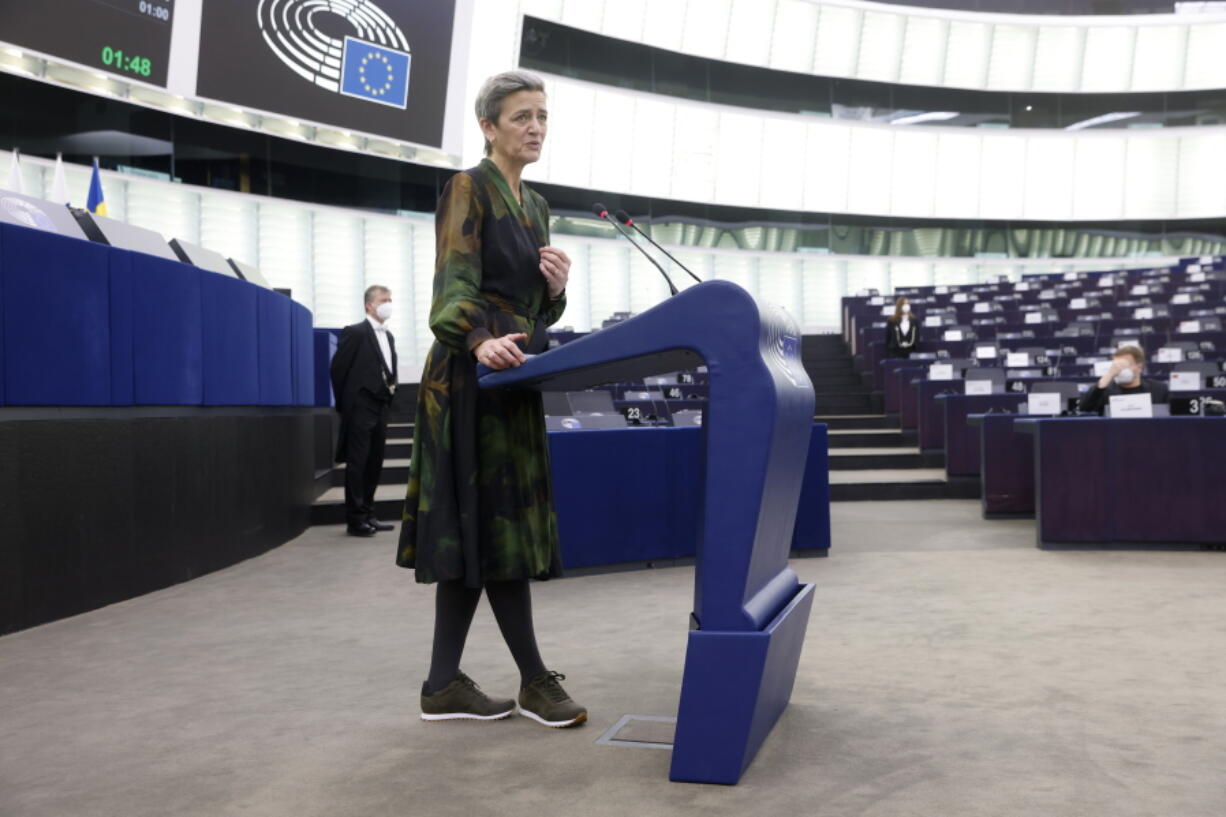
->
<box><xmin>420</xmin><ymin>671</ymin><xmax>516</xmax><ymax>722</ymax></box>
<box><xmin>517</xmin><ymin>671</ymin><xmax>587</xmax><ymax>728</ymax></box>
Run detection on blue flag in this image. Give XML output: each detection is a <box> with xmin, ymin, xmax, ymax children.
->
<box><xmin>86</xmin><ymin>158</ymin><xmax>108</xmax><ymax>217</ymax></box>
<box><xmin>340</xmin><ymin>36</ymin><xmax>410</xmax><ymax>109</ymax></box>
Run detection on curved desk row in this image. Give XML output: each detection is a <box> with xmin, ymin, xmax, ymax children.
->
<box><xmin>0</xmin><ymin>221</ymin><xmax>314</xmax><ymax>406</ymax></box>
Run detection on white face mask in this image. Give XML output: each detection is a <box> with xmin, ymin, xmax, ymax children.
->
<box><xmin>1114</xmin><ymin>367</ymin><xmax>1135</xmax><ymax>386</ymax></box>
<box><xmin>901</xmin><ymin>303</ymin><xmax>911</xmax><ymax>314</ymax></box>
<box><xmin>375</xmin><ymin>302</ymin><xmax>393</xmax><ymax>322</ymax></box>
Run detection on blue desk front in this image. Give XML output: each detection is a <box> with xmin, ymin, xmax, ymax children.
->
<box><xmin>549</xmin><ymin>424</ymin><xmax>832</xmax><ymax>569</ymax></box>
<box><xmin>0</xmin><ymin>220</ymin><xmax>312</xmax><ymax>407</ymax></box>
<box><xmin>1017</xmin><ymin>416</ymin><xmax>1226</xmax><ymax>547</ymax></box>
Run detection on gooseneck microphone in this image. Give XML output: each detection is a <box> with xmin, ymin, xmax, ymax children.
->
<box><xmin>592</xmin><ymin>202</ymin><xmax>678</xmax><ymax>296</ymax></box>
<box><xmin>613</xmin><ymin>209</ymin><xmax>704</xmax><ymax>285</ymax></box>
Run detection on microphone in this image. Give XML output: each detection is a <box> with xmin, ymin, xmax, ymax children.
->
<box><xmin>593</xmin><ymin>203</ymin><xmax>678</xmax><ymax>296</ymax></box>
<box><xmin>614</xmin><ymin>209</ymin><xmax>703</xmax><ymax>285</ymax></box>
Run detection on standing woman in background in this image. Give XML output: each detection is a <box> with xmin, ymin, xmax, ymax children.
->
<box><xmin>397</xmin><ymin>71</ymin><xmax>586</xmax><ymax>728</ymax></box>
<box><xmin>885</xmin><ymin>296</ymin><xmax>918</xmax><ymax>358</ymax></box>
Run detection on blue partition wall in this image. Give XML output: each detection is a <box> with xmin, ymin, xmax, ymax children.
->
<box><xmin>1</xmin><ymin>222</ymin><xmax>113</xmax><ymax>405</ymax></box>
<box><xmin>0</xmin><ymin>221</ymin><xmax>313</xmax><ymax>407</ymax></box>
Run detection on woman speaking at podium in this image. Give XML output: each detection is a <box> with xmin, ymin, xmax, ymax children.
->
<box><xmin>397</xmin><ymin>71</ymin><xmax>585</xmax><ymax>727</ymax></box>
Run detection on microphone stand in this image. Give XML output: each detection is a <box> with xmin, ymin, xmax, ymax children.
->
<box><xmin>592</xmin><ymin>202</ymin><xmax>678</xmax><ymax>296</ymax></box>
<box><xmin>614</xmin><ymin>210</ymin><xmax>703</xmax><ymax>285</ymax></box>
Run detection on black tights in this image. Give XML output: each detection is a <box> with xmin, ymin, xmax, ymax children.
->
<box><xmin>425</xmin><ymin>579</ymin><xmax>547</xmax><ymax>694</ymax></box>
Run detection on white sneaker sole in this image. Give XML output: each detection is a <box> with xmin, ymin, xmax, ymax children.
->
<box><xmin>420</xmin><ymin>707</ymin><xmax>515</xmax><ymax>722</ymax></box>
<box><xmin>517</xmin><ymin>706</ymin><xmax>588</xmax><ymax>728</ymax></box>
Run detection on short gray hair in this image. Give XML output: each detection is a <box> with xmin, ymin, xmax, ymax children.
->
<box><xmin>474</xmin><ymin>71</ymin><xmax>546</xmax><ymax>156</ymax></box>
<box><xmin>364</xmin><ymin>285</ymin><xmax>390</xmax><ymax>304</ymax></box>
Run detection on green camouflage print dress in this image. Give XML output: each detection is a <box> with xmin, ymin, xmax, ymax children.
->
<box><xmin>397</xmin><ymin>158</ymin><xmax>566</xmax><ymax>586</ymax></box>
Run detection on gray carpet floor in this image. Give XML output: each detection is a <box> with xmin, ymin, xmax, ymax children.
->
<box><xmin>3</xmin><ymin>500</ymin><xmax>1224</xmax><ymax>817</ymax></box>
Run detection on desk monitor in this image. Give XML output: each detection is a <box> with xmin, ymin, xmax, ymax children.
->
<box><xmin>0</xmin><ymin>190</ymin><xmax>89</xmax><ymax>240</ymax></box>
<box><xmin>73</xmin><ymin>211</ymin><xmax>180</xmax><ymax>261</ymax></box>
<box><xmin>567</xmin><ymin>390</ymin><xmax>617</xmax><ymax>415</ymax></box>
<box><xmin>227</xmin><ymin>258</ymin><xmax>272</xmax><ymax>289</ymax></box>
<box><xmin>169</xmin><ymin>238</ymin><xmax>238</xmax><ymax>278</ymax></box>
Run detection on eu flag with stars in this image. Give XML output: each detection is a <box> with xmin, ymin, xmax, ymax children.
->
<box><xmin>340</xmin><ymin>36</ymin><xmax>411</xmax><ymax>109</ymax></box>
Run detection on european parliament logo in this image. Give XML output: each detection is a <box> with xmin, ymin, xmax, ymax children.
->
<box><xmin>340</xmin><ymin>36</ymin><xmax>410</xmax><ymax>108</ymax></box>
<box><xmin>257</xmin><ymin>0</ymin><xmax>412</xmax><ymax>109</ymax></box>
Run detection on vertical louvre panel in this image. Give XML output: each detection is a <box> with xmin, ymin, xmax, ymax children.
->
<box><xmin>364</xmin><ymin>216</ymin><xmax>414</xmax><ymax>378</ymax></box>
<box><xmin>257</xmin><ymin>203</ymin><xmax>313</xmax><ymax>308</ymax></box>
<box><xmin>311</xmin><ymin>212</ymin><xmax>363</xmax><ymax>329</ymax></box>
<box><xmin>126</xmin><ymin>178</ymin><xmax>198</xmax><ymax>245</ymax></box>
<box><xmin>200</xmin><ymin>194</ymin><xmax>258</xmax><ymax>266</ymax></box>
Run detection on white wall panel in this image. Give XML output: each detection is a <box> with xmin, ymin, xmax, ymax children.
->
<box><xmin>1177</xmin><ymin>131</ymin><xmax>1226</xmax><ymax>218</ymax></box>
<box><xmin>629</xmin><ymin>97</ymin><xmax>676</xmax><ymax>199</ymax></box>
<box><xmin>1071</xmin><ymin>136</ymin><xmax>1126</xmax><ymax>220</ymax></box>
<box><xmin>978</xmin><ymin>135</ymin><xmax>1027</xmax><ymax>220</ymax></box>
<box><xmin>1183</xmin><ymin>21</ymin><xmax>1226</xmax><ymax>90</ymax></box>
<box><xmin>1081</xmin><ymin>27</ymin><xmax>1136</xmax><ymax>92</ymax></box>
<box><xmin>588</xmin><ymin>91</ymin><xmax>636</xmax><ymax>194</ymax></box>
<box><xmin>725</xmin><ymin>0</ymin><xmax>775</xmax><ymax>66</ymax></box>
<box><xmin>769</xmin><ymin>1</ymin><xmax>820</xmax><ymax>74</ymax></box>
<box><xmin>1031</xmin><ymin>26</ymin><xmax>1082</xmax><ymax>92</ymax></box>
<box><xmin>812</xmin><ymin>5</ymin><xmax>861</xmax><ymax>78</ymax></box>
<box><xmin>898</xmin><ymin>16</ymin><xmax>946</xmax><ymax>87</ymax></box>
<box><xmin>1131</xmin><ymin>25</ymin><xmax>1184</xmax><ymax>92</ymax></box>
<box><xmin>760</xmin><ymin>118</ymin><xmax>807</xmax><ymax>211</ymax></box>
<box><xmin>942</xmin><ymin>20</ymin><xmax>991</xmax><ymax>88</ymax></box>
<box><xmin>846</xmin><ymin>127</ymin><xmax>892</xmax><ymax>216</ymax></box>
<box><xmin>714</xmin><ymin>112</ymin><xmax>764</xmax><ymax>205</ymax></box>
<box><xmin>985</xmin><ymin>24</ymin><xmax>1036</xmax><ymax>90</ymax></box>
<box><xmin>681</xmin><ymin>0</ymin><xmax>731</xmax><ymax>60</ymax></box>
<box><xmin>1123</xmin><ymin>137</ymin><xmax>1179</xmax><ymax>219</ymax></box>
<box><xmin>802</xmin><ymin>123</ymin><xmax>851</xmax><ymax>213</ymax></box>
<box><xmin>933</xmin><ymin>132</ymin><xmax>982</xmax><ymax>220</ymax></box>
<box><xmin>856</xmin><ymin>11</ymin><xmax>904</xmax><ymax>83</ymax></box>
<box><xmin>890</xmin><ymin>130</ymin><xmax>938</xmax><ymax>218</ymax></box>
<box><xmin>508</xmin><ymin>0</ymin><xmax>1226</xmax><ymax>93</ymax></box>
<box><xmin>1023</xmin><ymin>137</ymin><xmax>1075</xmax><ymax>222</ymax></box>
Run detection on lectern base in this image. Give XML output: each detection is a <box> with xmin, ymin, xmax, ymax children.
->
<box><xmin>670</xmin><ymin>583</ymin><xmax>816</xmax><ymax>784</ymax></box>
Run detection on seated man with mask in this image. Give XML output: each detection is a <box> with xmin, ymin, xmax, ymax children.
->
<box><xmin>1077</xmin><ymin>345</ymin><xmax>1169</xmax><ymax>415</ymax></box>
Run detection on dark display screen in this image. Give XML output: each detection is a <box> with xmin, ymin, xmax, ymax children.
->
<box><xmin>0</xmin><ymin>0</ymin><xmax>174</xmax><ymax>86</ymax></box>
<box><xmin>196</xmin><ymin>0</ymin><xmax>456</xmax><ymax>148</ymax></box>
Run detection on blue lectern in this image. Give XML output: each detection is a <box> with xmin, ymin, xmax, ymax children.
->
<box><xmin>479</xmin><ymin>281</ymin><xmax>816</xmax><ymax>784</ymax></box>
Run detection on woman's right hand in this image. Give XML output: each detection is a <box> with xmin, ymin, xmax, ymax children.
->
<box><xmin>474</xmin><ymin>333</ymin><xmax>528</xmax><ymax>370</ymax></box>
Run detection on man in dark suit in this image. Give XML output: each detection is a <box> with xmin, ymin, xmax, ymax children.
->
<box><xmin>330</xmin><ymin>285</ymin><xmax>398</xmax><ymax>536</ymax></box>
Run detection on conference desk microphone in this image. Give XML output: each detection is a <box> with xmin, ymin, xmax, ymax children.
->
<box><xmin>614</xmin><ymin>209</ymin><xmax>703</xmax><ymax>285</ymax></box>
<box><xmin>593</xmin><ymin>202</ymin><xmax>679</xmax><ymax>296</ymax></box>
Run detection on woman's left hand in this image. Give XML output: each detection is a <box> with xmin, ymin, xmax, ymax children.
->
<box><xmin>539</xmin><ymin>246</ymin><xmax>570</xmax><ymax>299</ymax></box>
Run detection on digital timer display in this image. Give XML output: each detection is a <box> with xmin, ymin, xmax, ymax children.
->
<box><xmin>0</xmin><ymin>0</ymin><xmax>174</xmax><ymax>87</ymax></box>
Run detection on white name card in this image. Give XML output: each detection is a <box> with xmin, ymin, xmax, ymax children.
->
<box><xmin>1171</xmin><ymin>293</ymin><xmax>1192</xmax><ymax>305</ymax></box>
<box><xmin>965</xmin><ymin>379</ymin><xmax>993</xmax><ymax>395</ymax></box>
<box><xmin>1131</xmin><ymin>284</ymin><xmax>1150</xmax><ymax>296</ymax></box>
<box><xmin>881</xmin><ymin>306</ymin><xmax>895</xmax><ymax>316</ymax></box>
<box><xmin>1069</xmin><ymin>297</ymin><xmax>1088</xmax><ymax>309</ymax></box>
<box><xmin>1024</xmin><ymin>312</ymin><xmax>1043</xmax><ymax>324</ymax></box>
<box><xmin>870</xmin><ymin>296</ymin><xmax>885</xmax><ymax>305</ymax></box>
<box><xmin>972</xmin><ymin>302</ymin><xmax>991</xmax><ymax>313</ymax></box>
<box><xmin>1027</xmin><ymin>392</ymin><xmax>1062</xmax><ymax>416</ymax></box>
<box><xmin>944</xmin><ymin>329</ymin><xmax>964</xmax><ymax>341</ymax></box>
<box><xmin>1115</xmin><ymin>339</ymin><xmax>1140</xmax><ymax>350</ymax></box>
<box><xmin>1189</xmin><ymin>272</ymin><xmax>1207</xmax><ymax>283</ymax></box>
<box><xmin>1094</xmin><ymin>360</ymin><xmax>1114</xmax><ymax>377</ymax></box>
<box><xmin>1179</xmin><ymin>320</ymin><xmax>1202</xmax><ymax>334</ymax></box>
<box><xmin>952</xmin><ymin>293</ymin><xmax>969</xmax><ymax>303</ymax></box>
<box><xmin>936</xmin><ymin>286</ymin><xmax>949</xmax><ymax>294</ymax></box>
<box><xmin>1155</xmin><ymin>347</ymin><xmax>1184</xmax><ymax>363</ymax></box>
<box><xmin>1188</xmin><ymin>264</ymin><xmax>1203</xmax><ymax>274</ymax></box>
<box><xmin>924</xmin><ymin>315</ymin><xmax>943</xmax><ymax>327</ymax></box>
<box><xmin>975</xmin><ymin>345</ymin><xmax>998</xmax><ymax>359</ymax></box>
<box><xmin>1134</xmin><ymin>307</ymin><xmax>1155</xmax><ymax>319</ymax></box>
<box><xmin>1006</xmin><ymin>352</ymin><xmax>1030</xmax><ymax>367</ymax></box>
<box><xmin>929</xmin><ymin>363</ymin><xmax>955</xmax><ymax>380</ymax></box>
<box><xmin>1199</xmin><ymin>256</ymin><xmax>1214</xmax><ymax>264</ymax></box>
<box><xmin>1097</xmin><ymin>277</ymin><xmax>1115</xmax><ymax>288</ymax></box>
<box><xmin>1063</xmin><ymin>272</ymin><xmax>1079</xmax><ymax>281</ymax></box>
<box><xmin>1109</xmin><ymin>393</ymin><xmax>1154</xmax><ymax>418</ymax></box>
<box><xmin>1038</xmin><ymin>289</ymin><xmax>1058</xmax><ymax>300</ymax></box>
<box><xmin>1015</xmin><ymin>282</ymin><xmax>1030</xmax><ymax>292</ymax></box>
<box><xmin>1170</xmin><ymin>371</ymin><xmax>1202</xmax><ymax>392</ymax></box>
